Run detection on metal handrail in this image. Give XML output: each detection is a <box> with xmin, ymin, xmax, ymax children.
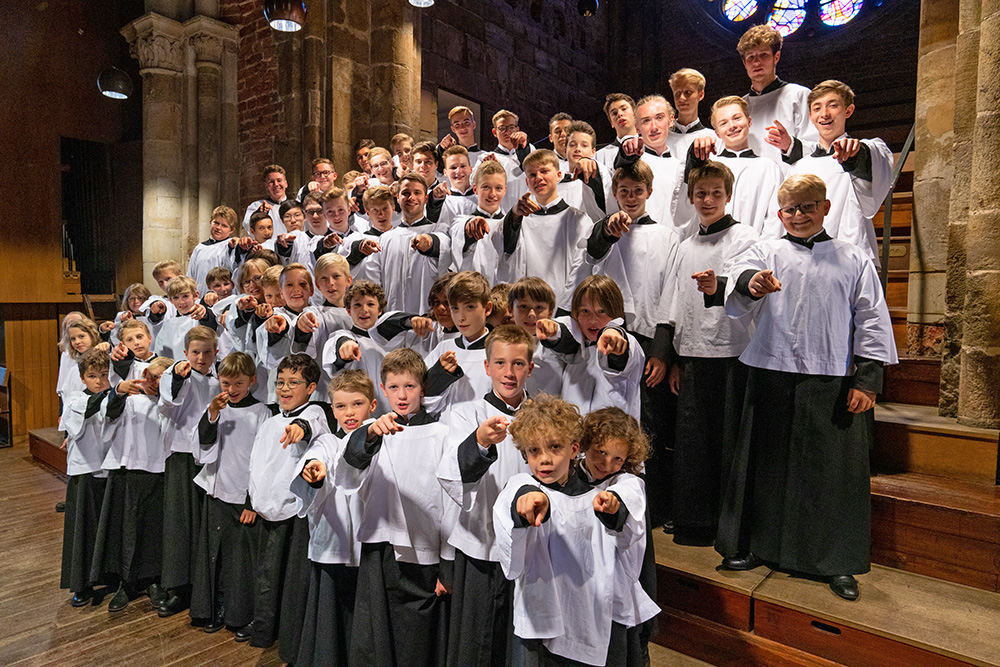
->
<box><xmin>880</xmin><ymin>123</ymin><xmax>916</xmax><ymax>292</ymax></box>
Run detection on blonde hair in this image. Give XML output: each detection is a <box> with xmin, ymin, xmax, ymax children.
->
<box><xmin>58</xmin><ymin>311</ymin><xmax>87</xmax><ymax>354</ymax></box>
<box><xmin>485</xmin><ymin>323</ymin><xmax>535</xmax><ymax>363</ymax></box>
<box><xmin>205</xmin><ymin>267</ymin><xmax>233</xmax><ymax>287</ymax></box>
<box><xmin>448</xmin><ymin>105</ymin><xmax>474</xmax><ymax>122</ymax></box>
<box><xmin>492</xmin><ymin>109</ymin><xmax>519</xmax><ymax>127</ymax></box>
<box><xmin>118</xmin><ymin>318</ymin><xmax>151</xmax><ymax>340</ymax></box>
<box><xmin>808</xmin><ymin>79</ymin><xmax>855</xmax><ymax>108</ymax></box>
<box><xmin>329</xmin><ymin>368</ymin><xmax>376</xmax><ymax>403</ymax></box>
<box><xmin>147</xmin><ymin>357</ymin><xmax>174</xmax><ymax>374</ymax></box>
<box><xmin>280</xmin><ymin>262</ymin><xmax>314</xmax><ymax>290</ymax></box>
<box><xmin>217</xmin><ymin>351</ymin><xmax>256</xmax><ymax>379</ymax></box>
<box><xmin>580</xmin><ymin>407</ymin><xmax>651</xmax><ymax>476</ymax></box>
<box><xmin>389</xmin><ymin>133</ymin><xmax>414</xmax><ymax>151</ymax></box>
<box><xmin>152</xmin><ymin>260</ymin><xmax>182</xmax><ymax>279</ymax></box>
<box><xmin>473</xmin><ymin>160</ymin><xmax>507</xmax><ymax>185</ymax></box>
<box><xmin>521</xmin><ymin>149</ymin><xmax>560</xmax><ymax>172</ymax></box>
<box><xmin>636</xmin><ymin>95</ymin><xmax>676</xmax><ymax>118</ymax></box>
<box><xmin>260</xmin><ymin>265</ymin><xmax>284</xmax><ymax>289</ymax></box>
<box><xmin>571</xmin><ymin>275</ymin><xmax>625</xmax><ymax>322</ymax></box>
<box><xmin>490</xmin><ymin>283</ymin><xmax>512</xmax><ymax>316</ymax></box>
<box><xmin>710</xmin><ymin>95</ymin><xmax>750</xmax><ymax>127</ymax></box>
<box><xmin>314</xmin><ymin>253</ymin><xmax>350</xmax><ymax>279</ymax></box>
<box><xmin>737</xmin><ymin>24</ymin><xmax>783</xmax><ymax>58</ymax></box>
<box><xmin>165</xmin><ymin>275</ymin><xmax>198</xmax><ymax>298</ymax></box>
<box><xmin>320</xmin><ymin>186</ymin><xmax>349</xmax><ymax>204</ymax></box>
<box><xmin>185</xmin><ymin>325</ymin><xmax>218</xmax><ymax>349</ymax></box>
<box><xmin>778</xmin><ymin>173</ymin><xmax>827</xmax><ymax>204</ymax></box>
<box><xmin>669</xmin><ymin>68</ymin><xmax>706</xmax><ymax>92</ymax></box>
<box><xmin>368</xmin><ymin>147</ymin><xmax>392</xmax><ymax>163</ymax></box>
<box><xmin>66</xmin><ymin>318</ymin><xmax>102</xmax><ymax>361</ymax></box>
<box><xmin>211</xmin><ymin>205</ymin><xmax>238</xmax><ymax>231</ymax></box>
<box><xmin>508</xmin><ymin>394</ymin><xmax>583</xmax><ymax>457</ymax></box>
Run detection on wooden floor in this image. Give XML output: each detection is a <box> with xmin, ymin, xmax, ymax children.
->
<box><xmin>0</xmin><ymin>443</ymin><xmax>281</xmax><ymax>667</ymax></box>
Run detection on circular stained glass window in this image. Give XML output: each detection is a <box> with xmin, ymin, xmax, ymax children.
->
<box><xmin>716</xmin><ymin>0</ymin><xmax>867</xmax><ymax>37</ymax></box>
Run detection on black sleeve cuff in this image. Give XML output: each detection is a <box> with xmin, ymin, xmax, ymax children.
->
<box><xmin>457</xmin><ymin>431</ymin><xmax>498</xmax><ymax>483</ymax></box>
<box><xmin>303</xmin><ymin>459</ymin><xmax>325</xmax><ymax>488</ymax></box>
<box><xmin>198</xmin><ymin>411</ymin><xmax>219</xmax><ymax>445</ymax></box>
<box><xmin>782</xmin><ymin>138</ymin><xmax>803</xmax><ymax>165</ymax></box>
<box><xmin>417</xmin><ymin>233</ymin><xmax>441</xmax><ymax>258</ymax></box>
<box><xmin>85</xmin><ymin>391</ymin><xmax>107</xmax><ymax>419</ymax></box>
<box><xmin>704</xmin><ymin>276</ymin><xmax>728</xmax><ymax>308</ymax></box>
<box><xmin>650</xmin><ymin>323</ymin><xmax>675</xmax><ymax>364</ymax></box>
<box><xmin>199</xmin><ymin>308</ymin><xmax>218</xmax><ymax>330</ymax></box>
<box><xmin>346</xmin><ymin>240</ymin><xmax>366</xmax><ymax>267</ymax></box>
<box><xmin>148</xmin><ymin>309</ymin><xmax>166</xmax><ymax>324</ymax></box>
<box><xmin>613</xmin><ymin>145</ymin><xmax>639</xmax><ymax>170</ymax></box>
<box><xmin>540</xmin><ymin>322</ymin><xmax>581</xmax><ymax>356</ymax></box>
<box><xmin>333</xmin><ymin>335</ymin><xmax>355</xmax><ymax>371</ymax></box>
<box><xmin>595</xmin><ymin>491</ymin><xmax>628</xmax><ymax>532</ymax></box>
<box><xmin>502</xmin><ymin>210</ymin><xmax>523</xmax><ymax>255</ymax></box>
<box><xmin>294</xmin><ymin>325</ymin><xmax>313</xmax><ymax>346</ymax></box>
<box><xmin>583</xmin><ymin>163</ymin><xmax>606</xmax><ymax>212</ymax></box>
<box><xmin>683</xmin><ymin>142</ymin><xmax>707</xmax><ymax>183</ymax></box>
<box><xmin>344</xmin><ymin>427</ymin><xmax>383</xmax><ymax>470</ymax></box>
<box><xmin>852</xmin><ymin>356</ymin><xmax>883</xmax><ymax>394</ymax></box>
<box><xmin>289</xmin><ymin>418</ymin><xmax>313</xmax><ymax>446</ymax></box>
<box><xmin>841</xmin><ymin>142</ymin><xmax>873</xmax><ymax>182</ymax></box>
<box><xmin>511</xmin><ymin>485</ymin><xmax>550</xmax><ymax>528</ymax></box>
<box><xmin>106</xmin><ymin>391</ymin><xmax>128</xmax><ymax>422</ymax></box>
<box><xmin>425</xmin><ymin>360</ymin><xmax>464</xmax><ymax>396</ymax></box>
<box><xmin>374</xmin><ymin>312</ymin><xmax>416</xmax><ymax>342</ymax></box>
<box><xmin>111</xmin><ymin>349</ymin><xmax>136</xmax><ymax>380</ymax></box>
<box><xmin>170</xmin><ymin>366</ymin><xmax>187</xmax><ymax>398</ymax></box>
<box><xmin>734</xmin><ymin>269</ymin><xmax>763</xmax><ymax>300</ymax></box>
<box><xmin>586</xmin><ymin>217</ymin><xmax>618</xmax><ymax>260</ymax></box>
<box><xmin>267</xmin><ymin>328</ymin><xmax>286</xmax><ymax>348</ymax></box>
<box><xmin>426</xmin><ymin>196</ymin><xmax>445</xmax><ymax>223</ymax></box>
<box><xmin>275</xmin><ymin>240</ymin><xmax>293</xmax><ymax>258</ymax></box>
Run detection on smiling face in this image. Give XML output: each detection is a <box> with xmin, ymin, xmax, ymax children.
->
<box><xmin>690</xmin><ymin>176</ymin><xmax>731</xmax><ymax>225</ymax></box>
<box><xmin>778</xmin><ymin>191</ymin><xmax>830</xmax><ymax>239</ymax></box>
<box><xmin>566</xmin><ymin>131</ymin><xmax>596</xmax><ymax>172</ymax></box>
<box><xmin>127</xmin><ymin>294</ymin><xmax>146</xmax><ymax>315</ymax></box>
<box><xmin>184</xmin><ymin>339</ymin><xmax>218</xmax><ymax>375</ymax></box>
<box><xmin>280</xmin><ymin>269</ymin><xmax>314</xmax><ymax>311</ymax></box>
<box><xmin>397</xmin><ymin>180</ymin><xmax>427</xmax><ymax>222</ymax></box>
<box><xmin>607</xmin><ymin>99</ymin><xmax>636</xmax><ymax>137</ymax></box>
<box><xmin>809</xmin><ymin>91</ymin><xmax>854</xmax><ymax>147</ymax></box>
<box><xmin>122</xmin><ymin>327</ymin><xmax>152</xmax><ymax>360</ymax></box>
<box><xmin>394</xmin><ymin>140</ymin><xmax>413</xmax><ymax>170</ymax></box>
<box><xmin>614</xmin><ymin>177</ymin><xmax>651</xmax><ymax>219</ymax></box>
<box><xmin>444</xmin><ymin>154</ymin><xmax>471</xmax><ymax>192</ymax></box>
<box><xmin>316</xmin><ymin>266</ymin><xmax>351</xmax><ymax>307</ymax></box>
<box><xmin>451</xmin><ymin>299</ymin><xmax>492</xmax><ymax>342</ymax></box>
<box><xmin>549</xmin><ymin>119</ymin><xmax>572</xmax><ymax>158</ymax></box>
<box><xmin>265</xmin><ymin>171</ymin><xmax>287</xmax><ymax>201</ymax></box>
<box><xmin>356</xmin><ymin>146</ymin><xmax>371</xmax><ymax>173</ymax></box>
<box><xmin>220</xmin><ymin>373</ymin><xmax>254</xmax><ymax>404</ymax></box>
<box><xmin>276</xmin><ymin>368</ymin><xmax>316</xmax><ymax>411</ymax></box>
<box><xmin>349</xmin><ymin>294</ymin><xmax>382</xmax><ymax>330</ymax></box>
<box><xmin>584</xmin><ymin>436</ymin><xmax>628</xmax><ymax>480</ymax></box>
<box><xmin>713</xmin><ymin>103</ymin><xmax>751</xmax><ymax>151</ymax></box>
<box><xmin>484</xmin><ymin>341</ymin><xmax>533</xmax><ymax>407</ymax></box>
<box><xmin>252</xmin><ymin>218</ymin><xmax>274</xmax><ymax>244</ymax></box>
<box><xmin>743</xmin><ymin>45</ymin><xmax>779</xmax><ymax>92</ymax></box>
<box><xmin>492</xmin><ymin>117</ymin><xmax>519</xmax><ymax>150</ymax></box>
<box><xmin>312</xmin><ymin>161</ymin><xmax>336</xmax><ymax>191</ymax></box>
<box><xmin>69</xmin><ymin>326</ymin><xmax>93</xmax><ymax>354</ymax></box>
<box><xmin>474</xmin><ymin>173</ymin><xmax>507</xmax><ymax>214</ymax></box>
<box><xmin>524</xmin><ymin>435</ymin><xmax>579</xmax><ymax>486</ymax></box>
<box><xmin>333</xmin><ymin>389</ymin><xmax>376</xmax><ymax>432</ymax></box>
<box><xmin>82</xmin><ymin>367</ymin><xmax>111</xmax><ymax>394</ymax></box>
<box><xmin>429</xmin><ymin>290</ymin><xmax>455</xmax><ymax>329</ymax></box>
<box><xmin>412</xmin><ymin>151</ymin><xmax>438</xmax><ymax>187</ymax></box>
<box><xmin>322</xmin><ymin>197</ymin><xmax>351</xmax><ymax>234</ymax></box>
<box><xmin>524</xmin><ymin>161</ymin><xmax>561</xmax><ymax>203</ymax></box>
<box><xmin>370</xmin><ymin>153</ymin><xmax>394</xmax><ymax>185</ymax></box>
<box><xmin>512</xmin><ymin>297</ymin><xmax>552</xmax><ymax>337</ymax></box>
<box><xmin>169</xmin><ymin>290</ymin><xmax>198</xmax><ymax>316</ymax></box>
<box><xmin>240</xmin><ymin>266</ymin><xmax>263</xmax><ymax>299</ymax></box>
<box><xmin>209</xmin><ymin>216</ymin><xmax>234</xmax><ymax>241</ymax></box>
<box><xmin>574</xmin><ymin>294</ymin><xmax>613</xmax><ymax>343</ymax></box>
<box><xmin>450</xmin><ymin>112</ymin><xmax>476</xmax><ymax>144</ymax></box>
<box><xmin>381</xmin><ymin>371</ymin><xmax>423</xmax><ymax>417</ymax></box>
<box><xmin>637</xmin><ymin>99</ymin><xmax>674</xmax><ymax>154</ymax></box>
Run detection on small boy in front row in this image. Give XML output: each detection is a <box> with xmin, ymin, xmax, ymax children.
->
<box><xmin>150</xmin><ymin>275</ymin><xmax>217</xmax><ymax>361</ymax></box>
<box><xmin>717</xmin><ymin>173</ymin><xmax>897</xmax><ymax>601</ymax></box>
<box><xmin>60</xmin><ymin>348</ymin><xmax>113</xmax><ymax>607</ymax></box>
<box><xmin>334</xmin><ymin>348</ymin><xmax>453</xmax><ymax>667</ymax></box>
<box><xmin>247</xmin><ymin>354</ymin><xmax>333</xmax><ymax>652</ymax></box>
<box><xmin>494</xmin><ymin>394</ymin><xmax>650</xmax><ymax>667</ymax></box>
<box><xmin>291</xmin><ymin>369</ymin><xmax>373</xmax><ymax>667</ymax></box>
<box><xmin>437</xmin><ymin>325</ymin><xmax>534</xmax><ymax>667</ymax></box>
<box><xmin>191</xmin><ymin>351</ymin><xmax>270</xmax><ymax>637</ymax></box>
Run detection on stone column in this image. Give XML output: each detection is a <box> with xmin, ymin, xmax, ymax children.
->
<box><xmin>908</xmin><ymin>0</ymin><xmax>959</xmax><ymax>357</ymax></box>
<box><xmin>941</xmin><ymin>0</ymin><xmax>982</xmax><ymax>415</ymax></box>
<box><xmin>329</xmin><ymin>0</ymin><xmax>372</xmax><ymax>179</ymax></box>
<box><xmin>185</xmin><ymin>16</ymin><xmax>238</xmax><ymax>242</ymax></box>
<box><xmin>370</xmin><ymin>3</ymin><xmax>422</xmax><ymax>145</ymax></box>
<box><xmin>958</xmin><ymin>0</ymin><xmax>1000</xmax><ymax>428</ymax></box>
<box><xmin>122</xmin><ymin>13</ymin><xmax>186</xmax><ymax>293</ymax></box>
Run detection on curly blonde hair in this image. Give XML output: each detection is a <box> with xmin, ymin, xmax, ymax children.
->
<box><xmin>508</xmin><ymin>393</ymin><xmax>583</xmax><ymax>459</ymax></box>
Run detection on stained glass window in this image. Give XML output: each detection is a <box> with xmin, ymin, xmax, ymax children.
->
<box><xmin>819</xmin><ymin>0</ymin><xmax>864</xmax><ymax>26</ymax></box>
<box><xmin>767</xmin><ymin>0</ymin><xmax>807</xmax><ymax>36</ymax></box>
<box><xmin>723</xmin><ymin>0</ymin><xmax>758</xmax><ymax>21</ymax></box>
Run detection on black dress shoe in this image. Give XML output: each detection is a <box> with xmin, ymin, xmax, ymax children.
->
<box><xmin>108</xmin><ymin>584</ymin><xmax>131</xmax><ymax>612</ymax></box>
<box><xmin>721</xmin><ymin>553</ymin><xmax>762</xmax><ymax>571</ymax></box>
<box><xmin>204</xmin><ymin>611</ymin><xmax>226</xmax><ymax>633</ymax></box>
<box><xmin>829</xmin><ymin>575</ymin><xmax>860</xmax><ymax>600</ymax></box>
<box><xmin>234</xmin><ymin>621</ymin><xmax>254</xmax><ymax>643</ymax></box>
<box><xmin>158</xmin><ymin>593</ymin><xmax>189</xmax><ymax>618</ymax></box>
<box><xmin>70</xmin><ymin>589</ymin><xmax>92</xmax><ymax>607</ymax></box>
<box><xmin>55</xmin><ymin>502</ymin><xmax>66</xmax><ymax>513</ymax></box>
<box><xmin>147</xmin><ymin>582</ymin><xmax>168</xmax><ymax>609</ymax></box>
<box><xmin>661</xmin><ymin>519</ymin><xmax>675</xmax><ymax>534</ymax></box>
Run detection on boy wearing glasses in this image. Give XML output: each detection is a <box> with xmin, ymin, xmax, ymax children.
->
<box><xmin>769</xmin><ymin>80</ymin><xmax>893</xmax><ymax>265</ymax></box>
<box><xmin>717</xmin><ymin>173</ymin><xmax>897</xmax><ymax>601</ymax></box>
<box><xmin>480</xmin><ymin>109</ymin><xmax>534</xmax><ymax>211</ymax></box>
<box><xmin>296</xmin><ymin>158</ymin><xmax>338</xmax><ymax>202</ymax></box>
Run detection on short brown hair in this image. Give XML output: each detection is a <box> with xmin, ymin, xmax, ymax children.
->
<box><xmin>249</xmin><ymin>210</ymin><xmax>272</xmax><ymax>231</ymax></box>
<box><xmin>571</xmin><ymin>275</ymin><xmax>625</xmax><ymax>321</ymax></box>
<box><xmin>354</xmin><ymin>138</ymin><xmax>376</xmax><ymax>153</ymax></box>
<box><xmin>390</xmin><ymin>133</ymin><xmax>414</xmax><ymax>151</ymax></box>
<box><xmin>311</xmin><ymin>157</ymin><xmax>334</xmax><ymax>171</ymax></box>
<box><xmin>302</xmin><ymin>190</ymin><xmax>325</xmax><ymax>209</ymax></box>
<box><xmin>473</xmin><ymin>160</ymin><xmax>507</xmax><ymax>186</ymax></box>
<box><xmin>737</xmin><ymin>24</ymin><xmax>782</xmax><ymax>58</ymax></box>
<box><xmin>280</xmin><ymin>263</ymin><xmax>314</xmax><ymax>290</ymax></box>
<box><xmin>397</xmin><ymin>172</ymin><xmax>428</xmax><ymax>194</ymax></box>
<box><xmin>123</xmin><ymin>282</ymin><xmax>152</xmax><ymax>306</ymax></box>
<box><xmin>508</xmin><ymin>393</ymin><xmax>583</xmax><ymax>457</ymax></box>
<box><xmin>428</xmin><ymin>271</ymin><xmax>457</xmax><ymax>310</ymax></box>
<box><xmin>549</xmin><ymin>112</ymin><xmax>573</xmax><ymax>131</ymax></box>
<box><xmin>485</xmin><ymin>323</ymin><xmax>535</xmax><ymax>363</ymax></box>
<box><xmin>580</xmin><ymin>407</ymin><xmax>651</xmax><ymax>476</ymax></box>
<box><xmin>380</xmin><ymin>348</ymin><xmax>426</xmax><ymax>385</ymax></box>
<box><xmin>329</xmin><ymin>368</ymin><xmax>376</xmax><ymax>403</ymax></box>
<box><xmin>166</xmin><ymin>275</ymin><xmax>198</xmax><ymax>298</ymax></box>
<box><xmin>211</xmin><ymin>205</ymin><xmax>238</xmax><ymax>231</ymax></box>
<box><xmin>247</xmin><ymin>247</ymin><xmax>281</xmax><ymax>265</ymax></box>
<box><xmin>185</xmin><ymin>325</ymin><xmax>218</xmax><ymax>349</ymax></box>
<box><xmin>262</xmin><ymin>164</ymin><xmax>286</xmax><ymax>179</ymax></box>
<box><xmin>345</xmin><ymin>280</ymin><xmax>387</xmax><ymax>312</ymax></box>
<box><xmin>808</xmin><ymin>79</ymin><xmax>855</xmax><ymax>108</ymax></box>
<box><xmin>152</xmin><ymin>260</ymin><xmax>182</xmax><ymax>279</ymax></box>
<box><xmin>277</xmin><ymin>353</ymin><xmax>321</xmax><ymax>385</ymax></box>
<box><xmin>239</xmin><ymin>258</ymin><xmax>270</xmax><ymax>291</ymax></box>
<box><xmin>778</xmin><ymin>173</ymin><xmax>827</xmax><ymax>205</ymax></box>
<box><xmin>363</xmin><ymin>185</ymin><xmax>394</xmax><ymax>208</ymax></box>
<box><xmin>567</xmin><ymin>120</ymin><xmax>596</xmax><ymax>145</ymax></box>
<box><xmin>710</xmin><ymin>95</ymin><xmax>750</xmax><ymax>127</ymax></box>
<box><xmin>217</xmin><ymin>351</ymin><xmax>256</xmax><ymax>379</ymax></box>
<box><xmin>522</xmin><ymin>149</ymin><xmax>560</xmax><ymax>173</ymax></box>
<box><xmin>687</xmin><ymin>161</ymin><xmax>736</xmax><ymax>199</ymax></box>
<box><xmin>442</xmin><ymin>145</ymin><xmax>470</xmax><ymax>163</ymax></box>
<box><xmin>261</xmin><ymin>265</ymin><xmax>283</xmax><ymax>289</ymax></box>
<box><xmin>118</xmin><ymin>318</ymin><xmax>151</xmax><ymax>340</ymax></box>
<box><xmin>206</xmin><ymin>267</ymin><xmax>233</xmax><ymax>286</ymax></box>
<box><xmin>490</xmin><ymin>283</ymin><xmax>512</xmax><ymax>316</ymax></box>
<box><xmin>603</xmin><ymin>93</ymin><xmax>636</xmax><ymax>121</ymax></box>
<box><xmin>612</xmin><ymin>161</ymin><xmax>654</xmax><ymax>192</ymax></box>
<box><xmin>78</xmin><ymin>347</ymin><xmax>110</xmax><ymax>378</ymax></box>
<box><xmin>320</xmin><ymin>186</ymin><xmax>349</xmax><ymax>204</ymax></box>
<box><xmin>447</xmin><ymin>271</ymin><xmax>491</xmax><ymax>308</ymax></box>
<box><xmin>508</xmin><ymin>276</ymin><xmax>556</xmax><ymax>313</ymax></box>
<box><xmin>492</xmin><ymin>109</ymin><xmax>519</xmax><ymax>127</ymax></box>
<box><xmin>669</xmin><ymin>68</ymin><xmax>706</xmax><ymax>92</ymax></box>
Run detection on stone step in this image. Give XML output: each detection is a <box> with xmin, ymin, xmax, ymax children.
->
<box><xmin>874</xmin><ymin>402</ymin><xmax>999</xmax><ymax>484</ymax></box>
<box><xmin>651</xmin><ymin>532</ymin><xmax>1000</xmax><ymax>666</ymax></box>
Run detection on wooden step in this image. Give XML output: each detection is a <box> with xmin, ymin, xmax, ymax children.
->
<box><xmin>28</xmin><ymin>427</ymin><xmax>66</xmax><ymax>475</ymax></box>
<box><xmin>882</xmin><ymin>356</ymin><xmax>941</xmax><ymax>407</ymax></box>
<box><xmin>871</xmin><ymin>472</ymin><xmax>1000</xmax><ymax>592</ymax></box>
<box><xmin>874</xmin><ymin>403</ymin><xmax>999</xmax><ymax>483</ymax></box>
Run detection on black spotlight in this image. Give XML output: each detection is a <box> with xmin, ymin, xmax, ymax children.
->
<box><xmin>97</xmin><ymin>66</ymin><xmax>133</xmax><ymax>100</ymax></box>
<box><xmin>578</xmin><ymin>0</ymin><xmax>598</xmax><ymax>16</ymax></box>
<box><xmin>264</xmin><ymin>0</ymin><xmax>306</xmax><ymax>32</ymax></box>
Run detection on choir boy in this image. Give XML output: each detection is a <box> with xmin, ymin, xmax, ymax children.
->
<box><xmin>296</xmin><ymin>157</ymin><xmax>338</xmax><ymax>202</ymax></box>
<box><xmin>718</xmin><ymin>173</ymin><xmax>897</xmax><ymax>600</ymax></box>
<box><xmin>390</xmin><ymin>132</ymin><xmax>414</xmax><ymax>175</ymax></box>
<box><xmin>560</xmin><ymin>120</ymin><xmax>617</xmax><ymax>223</ymax></box>
<box><xmin>149</xmin><ymin>276</ymin><xmax>217</xmax><ymax>363</ymax></box>
<box><xmin>487</xmin><ymin>283</ymin><xmax>513</xmax><ymax>328</ymax></box>
<box><xmin>438</xmin><ymin>105</ymin><xmax>483</xmax><ymax>167</ymax></box>
<box><xmin>667</xmin><ymin>68</ymin><xmax>716</xmax><ymax>158</ymax></box>
<box><xmin>368</xmin><ymin>147</ymin><xmax>397</xmax><ymax>189</ymax></box>
<box><xmin>508</xmin><ymin>276</ymin><xmax>564</xmax><ymax>397</ymax></box>
<box><xmin>344</xmin><ymin>185</ymin><xmax>394</xmax><ymax>282</ymax></box>
<box><xmin>355</xmin><ymin>138</ymin><xmax>376</xmax><ymax>176</ymax></box>
<box><xmin>548</xmin><ymin>111</ymin><xmax>574</xmax><ymax>172</ymax></box>
<box><xmin>109</xmin><ymin>319</ymin><xmax>157</xmax><ymax>387</ymax></box>
<box><xmin>449</xmin><ymin>160</ymin><xmax>507</xmax><ymax>280</ymax></box>
<box><xmin>436</xmin><ymin>145</ymin><xmax>478</xmax><ymax>226</ymax></box>
<box><xmin>256</xmin><ymin>263</ymin><xmax>317</xmax><ymax>400</ymax></box>
<box><xmin>187</xmin><ymin>205</ymin><xmax>244</xmax><ymax>295</ymax></box>
<box><xmin>596</xmin><ymin>93</ymin><xmax>638</xmax><ymax>170</ymax></box>
<box><xmin>482</xmin><ymin>109</ymin><xmax>535</xmax><ymax>210</ymax></box>
<box><xmin>249</xmin><ymin>209</ymin><xmax>275</xmax><ymax>248</ymax></box>
<box><xmin>242</xmin><ymin>164</ymin><xmax>290</xmax><ymax>235</ymax></box>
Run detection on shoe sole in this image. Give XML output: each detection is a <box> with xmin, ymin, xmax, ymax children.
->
<box><xmin>158</xmin><ymin>607</ymin><xmax>187</xmax><ymax>618</ymax></box>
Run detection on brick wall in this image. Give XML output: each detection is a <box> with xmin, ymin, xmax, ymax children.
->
<box><xmin>219</xmin><ymin>0</ymin><xmax>287</xmax><ymax>211</ymax></box>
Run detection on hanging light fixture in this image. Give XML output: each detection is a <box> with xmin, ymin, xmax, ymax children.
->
<box><xmin>578</xmin><ymin>0</ymin><xmax>598</xmax><ymax>16</ymax></box>
<box><xmin>264</xmin><ymin>0</ymin><xmax>306</xmax><ymax>32</ymax></box>
<box><xmin>97</xmin><ymin>66</ymin><xmax>133</xmax><ymax>99</ymax></box>
<box><xmin>409</xmin><ymin>0</ymin><xmax>434</xmax><ymax>7</ymax></box>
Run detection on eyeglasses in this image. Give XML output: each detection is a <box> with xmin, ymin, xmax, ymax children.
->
<box><xmin>304</xmin><ymin>208</ymin><xmax>324</xmax><ymax>216</ymax></box>
<box><xmin>275</xmin><ymin>379</ymin><xmax>308</xmax><ymax>389</ymax></box>
<box><xmin>313</xmin><ymin>169</ymin><xmax>334</xmax><ymax>177</ymax></box>
<box><xmin>495</xmin><ymin>124</ymin><xmax>518</xmax><ymax>134</ymax></box>
<box><xmin>778</xmin><ymin>200</ymin><xmax>824</xmax><ymax>217</ymax></box>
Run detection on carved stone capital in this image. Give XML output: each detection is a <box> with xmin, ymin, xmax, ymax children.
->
<box><xmin>184</xmin><ymin>15</ymin><xmax>238</xmax><ymax>64</ymax></box>
<box><xmin>121</xmin><ymin>13</ymin><xmax>185</xmax><ymax>73</ymax></box>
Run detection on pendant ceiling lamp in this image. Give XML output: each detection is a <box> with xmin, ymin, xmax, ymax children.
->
<box><xmin>409</xmin><ymin>0</ymin><xmax>434</xmax><ymax>7</ymax></box>
<box><xmin>97</xmin><ymin>66</ymin><xmax>133</xmax><ymax>99</ymax></box>
<box><xmin>264</xmin><ymin>0</ymin><xmax>306</xmax><ymax>32</ymax></box>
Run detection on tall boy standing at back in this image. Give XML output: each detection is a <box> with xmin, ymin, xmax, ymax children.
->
<box><xmin>596</xmin><ymin>93</ymin><xmax>639</xmax><ymax>170</ymax></box>
<box><xmin>666</xmin><ymin>68</ymin><xmax>716</xmax><ymax>158</ymax></box>
<box><xmin>243</xmin><ymin>164</ymin><xmax>290</xmax><ymax>235</ymax></box>
<box><xmin>718</xmin><ymin>173</ymin><xmax>897</xmax><ymax>601</ymax></box>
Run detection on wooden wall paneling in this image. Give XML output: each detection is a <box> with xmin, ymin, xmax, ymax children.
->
<box><xmin>2</xmin><ymin>305</ymin><xmax>60</xmax><ymax>440</ymax></box>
